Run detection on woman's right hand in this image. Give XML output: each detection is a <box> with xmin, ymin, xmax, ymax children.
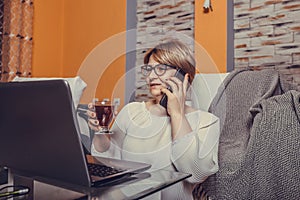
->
<box><xmin>87</xmin><ymin>103</ymin><xmax>101</xmax><ymax>132</ymax></box>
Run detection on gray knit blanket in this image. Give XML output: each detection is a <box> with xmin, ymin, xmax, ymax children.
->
<box><xmin>194</xmin><ymin>69</ymin><xmax>300</xmax><ymax>199</ymax></box>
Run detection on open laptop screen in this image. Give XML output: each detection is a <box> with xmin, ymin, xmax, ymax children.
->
<box><xmin>0</xmin><ymin>80</ymin><xmax>91</xmax><ymax>186</ymax></box>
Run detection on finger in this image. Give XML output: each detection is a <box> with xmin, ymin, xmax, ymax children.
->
<box><xmin>114</xmin><ymin>110</ymin><xmax>119</xmax><ymax>116</ymax></box>
<box><xmin>164</xmin><ymin>79</ymin><xmax>178</xmax><ymax>92</ymax></box>
<box><xmin>168</xmin><ymin>77</ymin><xmax>183</xmax><ymax>95</ymax></box>
<box><xmin>170</xmin><ymin>75</ymin><xmax>183</xmax><ymax>84</ymax></box>
<box><xmin>161</xmin><ymin>87</ymin><xmax>173</xmax><ymax>97</ymax></box>
<box><xmin>170</xmin><ymin>73</ymin><xmax>189</xmax><ymax>94</ymax></box>
<box><xmin>88</xmin><ymin>121</ymin><xmax>100</xmax><ymax>132</ymax></box>
<box><xmin>88</xmin><ymin>119</ymin><xmax>100</xmax><ymax>131</ymax></box>
<box><xmin>89</xmin><ymin>118</ymin><xmax>99</xmax><ymax>126</ymax></box>
<box><xmin>182</xmin><ymin>73</ymin><xmax>189</xmax><ymax>93</ymax></box>
<box><xmin>88</xmin><ymin>102</ymin><xmax>94</xmax><ymax>109</ymax></box>
<box><xmin>87</xmin><ymin>109</ymin><xmax>97</xmax><ymax>118</ymax></box>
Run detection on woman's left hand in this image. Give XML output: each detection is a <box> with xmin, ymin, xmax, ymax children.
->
<box><xmin>161</xmin><ymin>73</ymin><xmax>189</xmax><ymax>117</ymax></box>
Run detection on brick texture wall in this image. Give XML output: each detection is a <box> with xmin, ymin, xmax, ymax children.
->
<box><xmin>234</xmin><ymin>0</ymin><xmax>300</xmax><ymax>90</ymax></box>
<box><xmin>135</xmin><ymin>0</ymin><xmax>195</xmax><ymax>102</ymax></box>
<box><xmin>134</xmin><ymin>0</ymin><xmax>300</xmax><ymax>102</ymax></box>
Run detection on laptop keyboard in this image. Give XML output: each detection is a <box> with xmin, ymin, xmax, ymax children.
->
<box><xmin>87</xmin><ymin>163</ymin><xmax>126</xmax><ymax>177</ymax></box>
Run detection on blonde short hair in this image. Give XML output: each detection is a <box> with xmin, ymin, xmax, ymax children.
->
<box><xmin>144</xmin><ymin>40</ymin><xmax>196</xmax><ymax>84</ymax></box>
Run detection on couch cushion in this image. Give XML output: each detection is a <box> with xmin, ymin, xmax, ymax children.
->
<box><xmin>191</xmin><ymin>73</ymin><xmax>229</xmax><ymax>111</ymax></box>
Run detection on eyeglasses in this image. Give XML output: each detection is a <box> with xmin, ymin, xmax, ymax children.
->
<box><xmin>141</xmin><ymin>64</ymin><xmax>177</xmax><ymax>77</ymax></box>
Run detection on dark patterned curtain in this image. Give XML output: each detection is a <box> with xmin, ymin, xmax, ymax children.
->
<box><xmin>0</xmin><ymin>0</ymin><xmax>33</xmax><ymax>82</ymax></box>
<box><xmin>0</xmin><ymin>0</ymin><xmax>5</xmax><ymax>185</ymax></box>
<box><xmin>0</xmin><ymin>0</ymin><xmax>4</xmax><ymax>80</ymax></box>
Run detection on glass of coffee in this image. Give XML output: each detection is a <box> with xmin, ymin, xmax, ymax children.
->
<box><xmin>94</xmin><ymin>100</ymin><xmax>114</xmax><ymax>134</ymax></box>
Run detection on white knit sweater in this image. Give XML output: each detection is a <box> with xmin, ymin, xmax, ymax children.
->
<box><xmin>92</xmin><ymin>102</ymin><xmax>220</xmax><ymax>200</ymax></box>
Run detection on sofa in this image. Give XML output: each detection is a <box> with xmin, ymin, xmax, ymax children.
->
<box><xmin>192</xmin><ymin>68</ymin><xmax>300</xmax><ymax>200</ymax></box>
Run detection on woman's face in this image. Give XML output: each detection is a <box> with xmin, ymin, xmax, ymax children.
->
<box><xmin>146</xmin><ymin>55</ymin><xmax>177</xmax><ymax>99</ymax></box>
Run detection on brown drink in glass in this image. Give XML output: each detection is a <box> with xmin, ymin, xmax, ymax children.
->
<box><xmin>95</xmin><ymin>101</ymin><xmax>114</xmax><ymax>134</ymax></box>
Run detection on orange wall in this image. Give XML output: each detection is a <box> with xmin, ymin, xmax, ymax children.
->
<box><xmin>62</xmin><ymin>0</ymin><xmax>126</xmax><ymax>104</ymax></box>
<box><xmin>195</xmin><ymin>1</ymin><xmax>227</xmax><ymax>73</ymax></box>
<box><xmin>32</xmin><ymin>0</ymin><xmax>126</xmax><ymax>104</ymax></box>
<box><xmin>32</xmin><ymin>0</ymin><xmax>63</xmax><ymax>76</ymax></box>
<box><xmin>32</xmin><ymin>0</ymin><xmax>226</xmax><ymax>104</ymax></box>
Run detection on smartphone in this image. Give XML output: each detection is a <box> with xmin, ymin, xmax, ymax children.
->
<box><xmin>159</xmin><ymin>68</ymin><xmax>186</xmax><ymax>109</ymax></box>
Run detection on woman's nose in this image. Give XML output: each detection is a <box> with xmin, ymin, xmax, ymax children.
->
<box><xmin>146</xmin><ymin>70</ymin><xmax>157</xmax><ymax>83</ymax></box>
<box><xmin>148</xmin><ymin>69</ymin><xmax>157</xmax><ymax>79</ymax></box>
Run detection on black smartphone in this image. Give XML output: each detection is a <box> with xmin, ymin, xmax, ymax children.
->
<box><xmin>159</xmin><ymin>68</ymin><xmax>186</xmax><ymax>109</ymax></box>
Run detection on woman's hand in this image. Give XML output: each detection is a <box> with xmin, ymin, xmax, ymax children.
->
<box><xmin>87</xmin><ymin>103</ymin><xmax>101</xmax><ymax>132</ymax></box>
<box><xmin>161</xmin><ymin>73</ymin><xmax>189</xmax><ymax>117</ymax></box>
<box><xmin>161</xmin><ymin>73</ymin><xmax>192</xmax><ymax>140</ymax></box>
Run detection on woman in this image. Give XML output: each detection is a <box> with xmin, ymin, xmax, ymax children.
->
<box><xmin>88</xmin><ymin>40</ymin><xmax>220</xmax><ymax>199</ymax></box>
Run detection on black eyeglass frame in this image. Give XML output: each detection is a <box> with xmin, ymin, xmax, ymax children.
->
<box><xmin>140</xmin><ymin>64</ymin><xmax>177</xmax><ymax>77</ymax></box>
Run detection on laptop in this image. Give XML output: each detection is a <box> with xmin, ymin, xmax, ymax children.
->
<box><xmin>0</xmin><ymin>80</ymin><xmax>151</xmax><ymax>187</ymax></box>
